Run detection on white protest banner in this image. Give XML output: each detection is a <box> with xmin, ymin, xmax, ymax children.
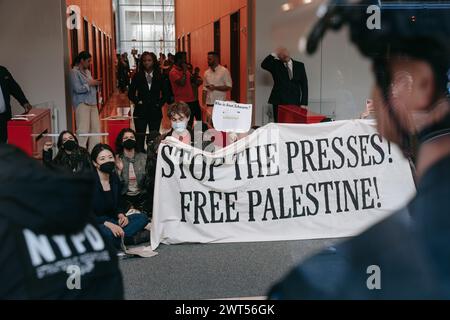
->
<box><xmin>151</xmin><ymin>121</ymin><xmax>416</xmax><ymax>250</ymax></box>
<box><xmin>212</xmin><ymin>100</ymin><xmax>253</xmax><ymax>133</ymax></box>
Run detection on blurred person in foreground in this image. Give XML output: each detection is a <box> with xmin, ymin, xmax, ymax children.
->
<box><xmin>270</xmin><ymin>0</ymin><xmax>450</xmax><ymax>299</ymax></box>
<box><xmin>0</xmin><ymin>145</ymin><xmax>123</xmax><ymax>299</ymax></box>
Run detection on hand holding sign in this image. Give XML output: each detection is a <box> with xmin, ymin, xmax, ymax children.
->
<box><xmin>212</xmin><ymin>100</ymin><xmax>252</xmax><ymax>133</ymax></box>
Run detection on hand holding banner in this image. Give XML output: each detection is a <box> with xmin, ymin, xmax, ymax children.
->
<box><xmin>151</xmin><ymin>121</ymin><xmax>416</xmax><ymax>250</ymax></box>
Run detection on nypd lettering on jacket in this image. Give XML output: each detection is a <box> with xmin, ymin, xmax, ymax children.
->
<box><xmin>22</xmin><ymin>224</ymin><xmax>112</xmax><ymax>279</ymax></box>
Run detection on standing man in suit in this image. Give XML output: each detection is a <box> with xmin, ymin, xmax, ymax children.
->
<box><xmin>128</xmin><ymin>52</ymin><xmax>166</xmax><ymax>151</ymax></box>
<box><xmin>0</xmin><ymin>66</ymin><xmax>32</xmax><ymax>143</ymax></box>
<box><xmin>261</xmin><ymin>47</ymin><xmax>308</xmax><ymax>123</ymax></box>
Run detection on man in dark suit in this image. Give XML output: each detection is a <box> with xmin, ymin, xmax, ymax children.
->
<box><xmin>261</xmin><ymin>47</ymin><xmax>308</xmax><ymax>123</ymax></box>
<box><xmin>0</xmin><ymin>66</ymin><xmax>32</xmax><ymax>143</ymax></box>
<box><xmin>128</xmin><ymin>52</ymin><xmax>167</xmax><ymax>151</ymax></box>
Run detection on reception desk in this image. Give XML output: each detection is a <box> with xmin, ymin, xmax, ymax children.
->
<box><xmin>103</xmin><ymin>116</ymin><xmax>131</xmax><ymax>152</ymax></box>
<box><xmin>278</xmin><ymin>105</ymin><xmax>327</xmax><ymax>124</ymax></box>
<box><xmin>7</xmin><ymin>108</ymin><xmax>52</xmax><ymax>159</ymax></box>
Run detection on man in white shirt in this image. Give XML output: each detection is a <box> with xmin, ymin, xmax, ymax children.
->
<box><xmin>202</xmin><ymin>52</ymin><xmax>233</xmax><ymax>109</ymax></box>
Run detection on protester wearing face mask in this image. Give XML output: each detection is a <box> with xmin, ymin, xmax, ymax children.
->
<box><xmin>91</xmin><ymin>144</ymin><xmax>149</xmax><ymax>249</ymax></box>
<box><xmin>144</xmin><ymin>102</ymin><xmax>211</xmax><ymax>214</ymax></box>
<box><xmin>156</xmin><ymin>101</ymin><xmax>206</xmax><ymax>147</ymax></box>
<box><xmin>114</xmin><ymin>129</ymin><xmax>150</xmax><ymax>216</ymax></box>
<box><xmin>42</xmin><ymin>131</ymin><xmax>92</xmax><ymax>174</ymax></box>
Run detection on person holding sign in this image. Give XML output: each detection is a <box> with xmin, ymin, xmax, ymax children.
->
<box><xmin>145</xmin><ymin>102</ymin><xmax>211</xmax><ymax>211</ymax></box>
<box><xmin>261</xmin><ymin>47</ymin><xmax>308</xmax><ymax>123</ymax></box>
<box><xmin>0</xmin><ymin>144</ymin><xmax>124</xmax><ymax>299</ymax></box>
<box><xmin>270</xmin><ymin>0</ymin><xmax>450</xmax><ymax>299</ymax></box>
<box><xmin>146</xmin><ymin>102</ymin><xmax>210</xmax><ymax>165</ymax></box>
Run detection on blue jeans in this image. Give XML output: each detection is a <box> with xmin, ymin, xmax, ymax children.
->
<box><xmin>97</xmin><ymin>214</ymin><xmax>148</xmax><ymax>248</ymax></box>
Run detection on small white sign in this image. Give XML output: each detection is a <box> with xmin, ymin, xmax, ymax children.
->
<box><xmin>212</xmin><ymin>101</ymin><xmax>253</xmax><ymax>133</ymax></box>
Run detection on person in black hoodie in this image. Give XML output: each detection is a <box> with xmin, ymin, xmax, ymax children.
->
<box><xmin>42</xmin><ymin>130</ymin><xmax>92</xmax><ymax>175</ymax></box>
<box><xmin>91</xmin><ymin>144</ymin><xmax>149</xmax><ymax>248</ymax></box>
<box><xmin>0</xmin><ymin>144</ymin><xmax>123</xmax><ymax>299</ymax></box>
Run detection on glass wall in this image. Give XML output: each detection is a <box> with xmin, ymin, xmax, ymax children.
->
<box><xmin>117</xmin><ymin>0</ymin><xmax>175</xmax><ymax>68</ymax></box>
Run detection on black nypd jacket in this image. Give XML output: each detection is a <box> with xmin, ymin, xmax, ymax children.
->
<box><xmin>0</xmin><ymin>145</ymin><xmax>124</xmax><ymax>299</ymax></box>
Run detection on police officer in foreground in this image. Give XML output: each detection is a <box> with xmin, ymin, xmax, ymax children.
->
<box><xmin>0</xmin><ymin>145</ymin><xmax>124</xmax><ymax>299</ymax></box>
<box><xmin>270</xmin><ymin>0</ymin><xmax>450</xmax><ymax>299</ymax></box>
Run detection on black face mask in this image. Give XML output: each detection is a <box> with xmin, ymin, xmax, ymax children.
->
<box><xmin>63</xmin><ymin>140</ymin><xmax>78</xmax><ymax>152</ymax></box>
<box><xmin>99</xmin><ymin>161</ymin><xmax>115</xmax><ymax>174</ymax></box>
<box><xmin>123</xmin><ymin>139</ymin><xmax>137</xmax><ymax>151</ymax></box>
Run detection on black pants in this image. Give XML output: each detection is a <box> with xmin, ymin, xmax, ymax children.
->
<box><xmin>134</xmin><ymin>106</ymin><xmax>162</xmax><ymax>152</ymax></box>
<box><xmin>187</xmin><ymin>100</ymin><xmax>202</xmax><ymax>128</ymax></box>
<box><xmin>0</xmin><ymin>113</ymin><xmax>8</xmax><ymax>143</ymax></box>
<box><xmin>122</xmin><ymin>192</ymin><xmax>151</xmax><ymax>216</ymax></box>
<box><xmin>272</xmin><ymin>105</ymin><xmax>279</xmax><ymax>123</ymax></box>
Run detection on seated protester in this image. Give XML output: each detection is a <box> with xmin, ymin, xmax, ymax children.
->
<box><xmin>0</xmin><ymin>144</ymin><xmax>123</xmax><ymax>299</ymax></box>
<box><xmin>91</xmin><ymin>144</ymin><xmax>149</xmax><ymax>248</ymax></box>
<box><xmin>43</xmin><ymin>130</ymin><xmax>92</xmax><ymax>174</ymax></box>
<box><xmin>147</xmin><ymin>102</ymin><xmax>209</xmax><ymax>157</ymax></box>
<box><xmin>115</xmin><ymin>128</ymin><xmax>149</xmax><ymax>215</ymax></box>
<box><xmin>144</xmin><ymin>102</ymin><xmax>211</xmax><ymax>211</ymax></box>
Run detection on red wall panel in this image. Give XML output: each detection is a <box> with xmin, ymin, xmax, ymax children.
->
<box><xmin>65</xmin><ymin>0</ymin><xmax>117</xmax><ymax>124</ymax></box>
<box><xmin>240</xmin><ymin>6</ymin><xmax>248</xmax><ymax>104</ymax></box>
<box><xmin>175</xmin><ymin>0</ymin><xmax>248</xmax><ymax>104</ymax></box>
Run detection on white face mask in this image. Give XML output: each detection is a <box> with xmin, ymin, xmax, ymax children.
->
<box><xmin>172</xmin><ymin>121</ymin><xmax>188</xmax><ymax>133</ymax></box>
